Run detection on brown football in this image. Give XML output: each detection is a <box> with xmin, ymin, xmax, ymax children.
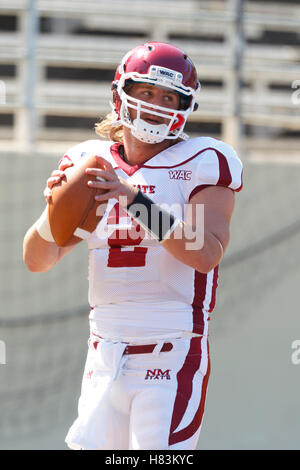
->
<box><xmin>48</xmin><ymin>154</ymin><xmax>107</xmax><ymax>247</ymax></box>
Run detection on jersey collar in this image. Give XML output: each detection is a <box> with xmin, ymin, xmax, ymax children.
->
<box><xmin>110</xmin><ymin>143</ymin><xmax>143</xmax><ymax>176</ymax></box>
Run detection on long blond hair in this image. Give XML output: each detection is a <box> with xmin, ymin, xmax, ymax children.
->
<box><xmin>94</xmin><ymin>113</ymin><xmax>124</xmax><ymax>143</ymax></box>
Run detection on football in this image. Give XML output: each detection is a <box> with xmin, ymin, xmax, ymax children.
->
<box><xmin>48</xmin><ymin>154</ymin><xmax>107</xmax><ymax>247</ymax></box>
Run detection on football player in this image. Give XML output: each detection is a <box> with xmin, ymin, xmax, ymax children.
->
<box><xmin>23</xmin><ymin>42</ymin><xmax>243</xmax><ymax>450</ymax></box>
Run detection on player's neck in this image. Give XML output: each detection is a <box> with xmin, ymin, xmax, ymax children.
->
<box><xmin>122</xmin><ymin>129</ymin><xmax>176</xmax><ymax>166</ymax></box>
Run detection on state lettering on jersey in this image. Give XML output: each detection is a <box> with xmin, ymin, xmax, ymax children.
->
<box><xmin>132</xmin><ymin>184</ymin><xmax>155</xmax><ymax>194</ymax></box>
<box><xmin>168</xmin><ymin>170</ymin><xmax>192</xmax><ymax>180</ymax></box>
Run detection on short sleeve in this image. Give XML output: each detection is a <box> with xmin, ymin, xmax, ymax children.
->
<box><xmin>57</xmin><ymin>141</ymin><xmax>93</xmax><ymax>170</ymax></box>
<box><xmin>187</xmin><ymin>144</ymin><xmax>243</xmax><ymax>202</ymax></box>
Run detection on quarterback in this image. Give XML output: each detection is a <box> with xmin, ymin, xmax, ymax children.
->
<box><xmin>23</xmin><ymin>42</ymin><xmax>243</xmax><ymax>450</ymax></box>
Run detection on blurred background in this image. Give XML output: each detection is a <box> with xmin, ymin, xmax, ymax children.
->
<box><xmin>0</xmin><ymin>0</ymin><xmax>300</xmax><ymax>450</ymax></box>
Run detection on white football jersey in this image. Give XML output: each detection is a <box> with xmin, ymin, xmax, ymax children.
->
<box><xmin>59</xmin><ymin>137</ymin><xmax>243</xmax><ymax>340</ymax></box>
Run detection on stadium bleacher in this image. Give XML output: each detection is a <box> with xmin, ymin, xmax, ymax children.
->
<box><xmin>0</xmin><ymin>0</ymin><xmax>299</xmax><ymax>159</ymax></box>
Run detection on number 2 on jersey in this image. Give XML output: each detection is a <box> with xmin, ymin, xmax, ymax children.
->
<box><xmin>106</xmin><ymin>202</ymin><xmax>148</xmax><ymax>268</ymax></box>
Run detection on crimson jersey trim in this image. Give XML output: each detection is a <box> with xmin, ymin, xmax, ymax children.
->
<box><xmin>188</xmin><ymin>148</ymin><xmax>242</xmax><ymax>201</ymax></box>
<box><xmin>110</xmin><ymin>143</ymin><xmax>242</xmax><ymax>177</ymax></box>
<box><xmin>110</xmin><ymin>143</ymin><xmax>142</xmax><ymax>176</ymax></box>
<box><xmin>192</xmin><ymin>266</ymin><xmax>219</xmax><ymax>335</ymax></box>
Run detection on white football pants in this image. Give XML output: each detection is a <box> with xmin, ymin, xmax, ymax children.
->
<box><xmin>65</xmin><ymin>334</ymin><xmax>210</xmax><ymax>450</ymax></box>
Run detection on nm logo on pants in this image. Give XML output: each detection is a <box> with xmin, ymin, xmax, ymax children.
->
<box><xmin>145</xmin><ymin>369</ymin><xmax>171</xmax><ymax>380</ymax></box>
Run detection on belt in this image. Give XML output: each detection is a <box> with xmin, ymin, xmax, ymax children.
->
<box><xmin>92</xmin><ymin>336</ymin><xmax>173</xmax><ymax>355</ymax></box>
<box><xmin>123</xmin><ymin>342</ymin><xmax>173</xmax><ymax>355</ymax></box>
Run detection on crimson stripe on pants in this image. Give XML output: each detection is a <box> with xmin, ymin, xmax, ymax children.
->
<box><xmin>168</xmin><ymin>337</ymin><xmax>210</xmax><ymax>446</ymax></box>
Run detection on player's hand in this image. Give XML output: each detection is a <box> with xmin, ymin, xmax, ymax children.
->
<box><xmin>43</xmin><ymin>160</ymin><xmax>74</xmax><ymax>203</ymax></box>
<box><xmin>85</xmin><ymin>155</ymin><xmax>138</xmax><ymax>206</ymax></box>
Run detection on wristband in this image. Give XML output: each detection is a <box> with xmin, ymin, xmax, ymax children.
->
<box><xmin>35</xmin><ymin>206</ymin><xmax>55</xmax><ymax>242</ymax></box>
<box><xmin>126</xmin><ymin>191</ymin><xmax>180</xmax><ymax>242</ymax></box>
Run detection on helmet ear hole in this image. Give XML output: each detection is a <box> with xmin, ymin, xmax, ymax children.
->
<box><xmin>193</xmin><ymin>102</ymin><xmax>199</xmax><ymax>111</ymax></box>
<box><xmin>112</xmin><ymin>89</ymin><xmax>122</xmax><ymax>118</ymax></box>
